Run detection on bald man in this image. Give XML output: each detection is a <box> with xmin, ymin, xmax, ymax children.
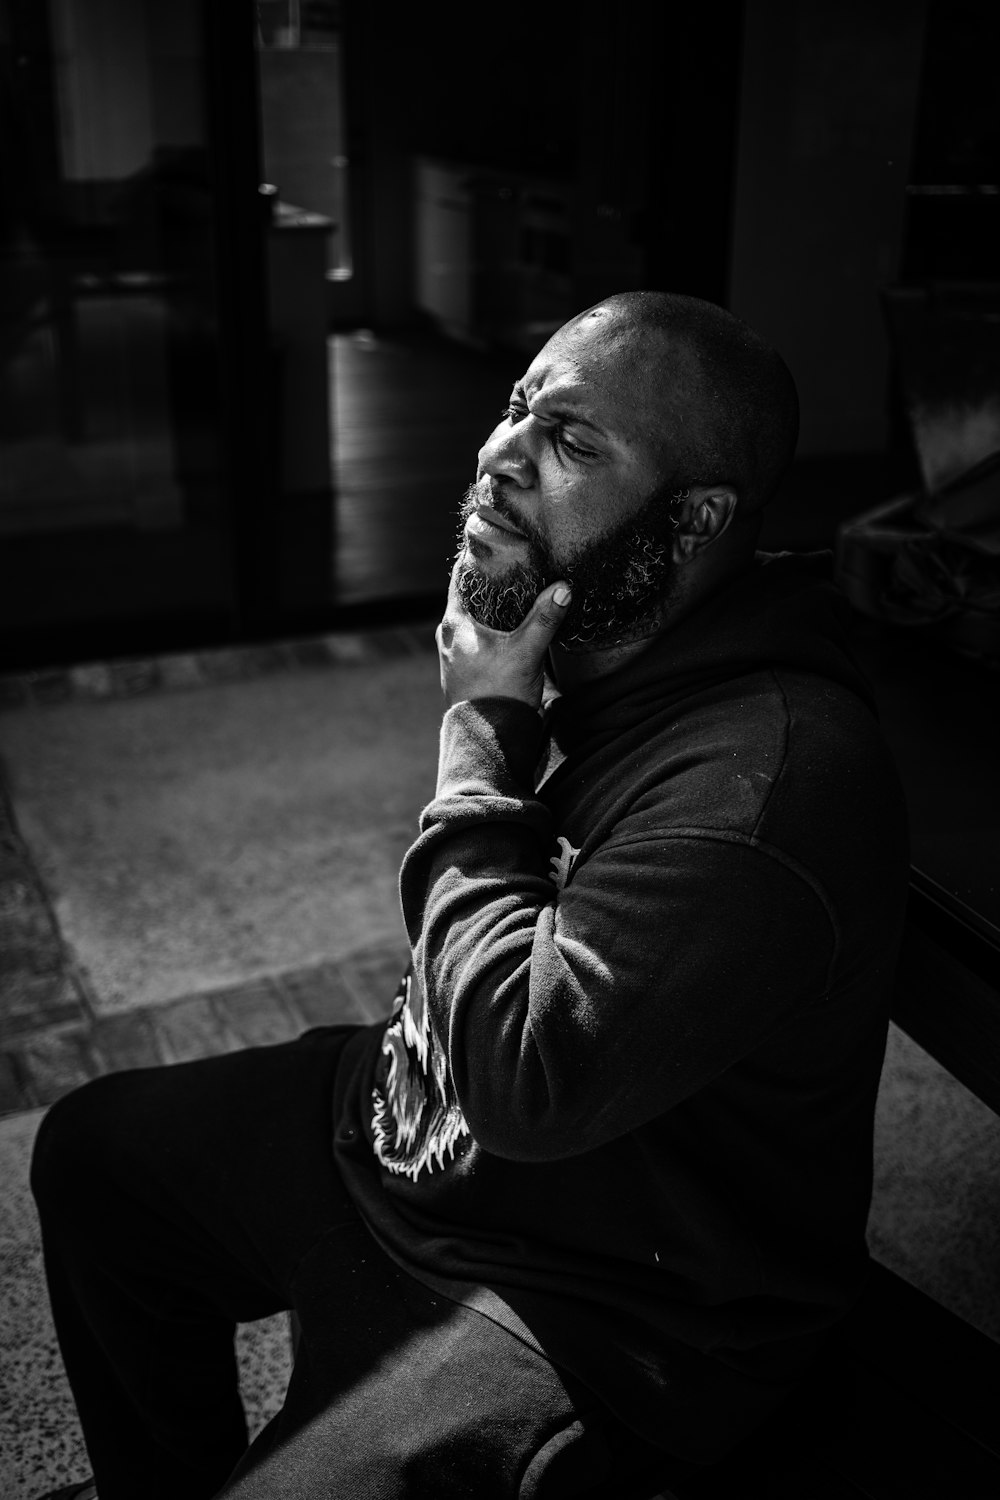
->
<box><xmin>32</xmin><ymin>293</ymin><xmax>909</xmax><ymax>1500</ymax></box>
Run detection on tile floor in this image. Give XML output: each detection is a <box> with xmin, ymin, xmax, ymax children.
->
<box><xmin>1</xmin><ymin>622</ymin><xmax>439</xmax><ymax>1108</ymax></box>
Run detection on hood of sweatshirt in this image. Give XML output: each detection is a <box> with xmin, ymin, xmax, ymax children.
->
<box><xmin>548</xmin><ymin>551</ymin><xmax>876</xmax><ymax>745</ymax></box>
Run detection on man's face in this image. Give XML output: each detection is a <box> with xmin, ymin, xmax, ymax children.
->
<box><xmin>454</xmin><ymin>311</ymin><xmax>683</xmax><ymax>650</ymax></box>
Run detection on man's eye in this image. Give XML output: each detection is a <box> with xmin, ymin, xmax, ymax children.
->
<box><xmin>500</xmin><ymin>404</ymin><xmax>596</xmax><ymax>461</ymax></box>
<box><xmin>557</xmin><ymin>430</ymin><xmax>597</xmax><ymax>460</ymax></box>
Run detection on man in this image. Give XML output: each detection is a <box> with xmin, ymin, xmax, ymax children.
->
<box><xmin>32</xmin><ymin>292</ymin><xmax>909</xmax><ymax>1499</ymax></box>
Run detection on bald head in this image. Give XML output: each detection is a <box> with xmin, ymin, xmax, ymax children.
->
<box><xmin>570</xmin><ymin>291</ymin><xmax>799</xmax><ymax>515</ymax></box>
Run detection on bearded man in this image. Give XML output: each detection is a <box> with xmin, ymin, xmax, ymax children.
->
<box><xmin>31</xmin><ymin>292</ymin><xmax>909</xmax><ymax>1500</ymax></box>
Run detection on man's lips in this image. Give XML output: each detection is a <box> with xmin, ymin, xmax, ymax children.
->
<box><xmin>468</xmin><ymin>503</ymin><xmax>527</xmax><ymax>539</ymax></box>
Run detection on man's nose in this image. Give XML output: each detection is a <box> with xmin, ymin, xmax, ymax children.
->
<box><xmin>477</xmin><ymin>420</ymin><xmax>534</xmax><ymax>488</ymax></box>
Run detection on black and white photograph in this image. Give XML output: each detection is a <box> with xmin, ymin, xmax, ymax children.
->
<box><xmin>1</xmin><ymin>2</ymin><xmax>998</xmax><ymax>1496</ymax></box>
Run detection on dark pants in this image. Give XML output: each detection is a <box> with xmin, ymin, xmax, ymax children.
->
<box><xmin>30</xmin><ymin>1028</ymin><xmax>636</xmax><ymax>1500</ymax></box>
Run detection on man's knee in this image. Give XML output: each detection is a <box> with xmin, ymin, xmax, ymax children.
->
<box><xmin>31</xmin><ymin>1071</ymin><xmax>150</xmax><ymax>1223</ymax></box>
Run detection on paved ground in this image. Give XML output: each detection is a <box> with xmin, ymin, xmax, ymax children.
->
<box><xmin>0</xmin><ymin>623</ymin><xmax>438</xmax><ymax>1112</ymax></box>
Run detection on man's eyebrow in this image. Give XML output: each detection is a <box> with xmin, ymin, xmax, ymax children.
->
<box><xmin>511</xmin><ymin>380</ymin><xmax>609</xmax><ymax>437</ymax></box>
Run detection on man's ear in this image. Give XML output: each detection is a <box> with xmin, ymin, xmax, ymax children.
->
<box><xmin>672</xmin><ymin>486</ymin><xmax>739</xmax><ymax>562</ymax></box>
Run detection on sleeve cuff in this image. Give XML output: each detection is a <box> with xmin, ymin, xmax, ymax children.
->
<box><xmin>434</xmin><ymin>698</ymin><xmax>547</xmax><ymax>802</ymax></box>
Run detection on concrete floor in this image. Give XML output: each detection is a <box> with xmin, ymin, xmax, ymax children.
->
<box><xmin>0</xmin><ymin>625</ymin><xmax>998</xmax><ymax>1499</ymax></box>
<box><xmin>2</xmin><ymin>635</ymin><xmax>440</xmax><ymax>1014</ymax></box>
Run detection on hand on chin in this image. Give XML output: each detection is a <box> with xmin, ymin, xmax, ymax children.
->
<box><xmin>437</xmin><ymin>560</ymin><xmax>571</xmax><ymax>711</ymax></box>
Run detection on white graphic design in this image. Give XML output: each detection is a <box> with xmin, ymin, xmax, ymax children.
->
<box><xmin>549</xmin><ymin>835</ymin><xmax>581</xmax><ymax>891</ymax></box>
<box><xmin>372</xmin><ymin>971</ymin><xmax>470</xmax><ymax>1182</ymax></box>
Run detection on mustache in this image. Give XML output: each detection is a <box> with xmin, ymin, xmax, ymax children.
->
<box><xmin>461</xmin><ymin>481</ymin><xmax>525</xmax><ymax>532</ymax></box>
<box><xmin>460</xmin><ymin>482</ymin><xmax>553</xmax><ymax>563</ymax></box>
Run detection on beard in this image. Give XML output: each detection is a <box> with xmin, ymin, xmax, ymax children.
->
<box><xmin>454</xmin><ymin>483</ymin><xmax>681</xmax><ymax>652</ymax></box>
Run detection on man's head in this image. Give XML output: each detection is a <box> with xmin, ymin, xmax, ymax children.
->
<box><xmin>455</xmin><ymin>290</ymin><xmax>799</xmax><ymax>652</ymax></box>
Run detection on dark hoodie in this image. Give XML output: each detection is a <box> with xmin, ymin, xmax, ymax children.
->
<box><xmin>332</xmin><ymin>553</ymin><xmax>910</xmax><ymax>1461</ymax></box>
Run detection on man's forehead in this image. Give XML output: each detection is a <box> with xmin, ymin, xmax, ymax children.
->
<box><xmin>518</xmin><ymin>320</ymin><xmax>687</xmax><ymax>440</ymax></box>
<box><xmin>518</xmin><ymin>366</ymin><xmax>590</xmax><ymax>405</ymax></box>
<box><xmin>537</xmin><ymin>311</ymin><xmax>688</xmax><ymax>381</ymax></box>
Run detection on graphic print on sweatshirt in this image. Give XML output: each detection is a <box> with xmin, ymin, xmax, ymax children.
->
<box><xmin>372</xmin><ymin>968</ymin><xmax>470</xmax><ymax>1181</ymax></box>
<box><xmin>549</xmin><ymin>835</ymin><xmax>581</xmax><ymax>891</ymax></box>
<box><xmin>372</xmin><ymin>833</ymin><xmax>580</xmax><ymax>1182</ymax></box>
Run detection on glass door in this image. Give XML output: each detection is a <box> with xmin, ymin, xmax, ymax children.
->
<box><xmin>0</xmin><ymin>0</ymin><xmax>311</xmax><ymax>669</ymax></box>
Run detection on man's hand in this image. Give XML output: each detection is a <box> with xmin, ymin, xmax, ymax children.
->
<box><xmin>437</xmin><ymin>565</ymin><xmax>572</xmax><ymax>712</ymax></box>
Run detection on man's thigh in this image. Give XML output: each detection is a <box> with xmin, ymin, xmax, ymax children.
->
<box><xmin>33</xmin><ymin>1024</ymin><xmax>369</xmax><ymax>1318</ymax></box>
<box><xmin>221</xmin><ymin>1233</ymin><xmax>615</xmax><ymax>1500</ymax></box>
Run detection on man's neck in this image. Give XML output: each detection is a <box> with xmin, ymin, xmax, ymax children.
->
<box><xmin>547</xmin><ymin>552</ymin><xmax>753</xmax><ymax>692</ymax></box>
<box><xmin>548</xmin><ymin>626</ymin><xmax>664</xmax><ymax>691</ymax></box>
<box><xmin>547</xmin><ymin>575</ymin><xmax>700</xmax><ymax>691</ymax></box>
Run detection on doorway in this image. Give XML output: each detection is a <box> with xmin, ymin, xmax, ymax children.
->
<box><xmin>0</xmin><ymin>0</ymin><xmax>248</xmax><ymax>667</ymax></box>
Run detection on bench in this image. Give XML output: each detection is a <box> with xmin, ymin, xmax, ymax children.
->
<box><xmin>621</xmin><ymin>1259</ymin><xmax>1000</xmax><ymax>1499</ymax></box>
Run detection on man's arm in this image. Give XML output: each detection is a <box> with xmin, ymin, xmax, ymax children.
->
<box><xmin>399</xmin><ymin>577</ymin><xmax>837</xmax><ymax>1162</ymax></box>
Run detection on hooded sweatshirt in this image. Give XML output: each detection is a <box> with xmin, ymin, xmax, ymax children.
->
<box><xmin>332</xmin><ymin>552</ymin><xmax>910</xmax><ymax>1462</ymax></box>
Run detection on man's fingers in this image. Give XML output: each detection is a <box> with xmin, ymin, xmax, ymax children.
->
<box><xmin>437</xmin><ymin>574</ymin><xmax>571</xmax><ymax>709</ymax></box>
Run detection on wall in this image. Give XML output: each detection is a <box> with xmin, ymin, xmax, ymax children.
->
<box><xmin>145</xmin><ymin>0</ymin><xmax>204</xmax><ymax>153</ymax></box>
<box><xmin>729</xmin><ymin>0</ymin><xmax>928</xmax><ymax>455</ymax></box>
<box><xmin>49</xmin><ymin>0</ymin><xmax>154</xmax><ymax>179</ymax></box>
<box><xmin>341</xmin><ymin>0</ymin><xmax>644</xmax><ymax>330</ymax></box>
<box><xmin>48</xmin><ymin>0</ymin><xmax>202</xmax><ymax>182</ymax></box>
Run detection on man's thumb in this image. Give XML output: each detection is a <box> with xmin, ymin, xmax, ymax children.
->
<box><xmin>527</xmin><ymin>582</ymin><xmax>572</xmax><ymax>638</ymax></box>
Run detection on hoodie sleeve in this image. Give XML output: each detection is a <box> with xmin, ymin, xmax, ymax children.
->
<box><xmin>399</xmin><ymin>696</ymin><xmax>839</xmax><ymax>1162</ymax></box>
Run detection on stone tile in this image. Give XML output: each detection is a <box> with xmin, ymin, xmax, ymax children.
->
<box><xmin>367</xmin><ymin>626</ymin><xmax>434</xmax><ymax>660</ymax></box>
<box><xmin>397</xmin><ymin>623</ymin><xmax>439</xmax><ymax>656</ymax></box>
<box><xmin>0</xmin><ymin>676</ymin><xmax>29</xmax><ymax>711</ymax></box>
<box><xmin>0</xmin><ymin>855</ymin><xmax>38</xmax><ymax>894</ymax></box>
<box><xmin>0</xmin><ymin>972</ymin><xmax>87</xmax><ymax>1038</ymax></box>
<box><xmin>288</xmin><ymin>638</ymin><xmax>333</xmax><ymax>669</ymax></box>
<box><xmin>0</xmin><ymin>808</ymin><xmax>22</xmax><ymax>850</ymax></box>
<box><xmin>321</xmin><ymin>633</ymin><xmax>369</xmax><ymax>666</ymax></box>
<box><xmin>0</xmin><ymin>648</ymin><xmax>441</xmax><ymax>1014</ymax></box>
<box><xmin>0</xmin><ymin>840</ymin><xmax>22</xmax><ymax>879</ymax></box>
<box><xmin>196</xmin><ymin>648</ymin><xmax>254</xmax><ymax>682</ymax></box>
<box><xmin>90</xmin><ymin>1010</ymin><xmax>164</xmax><ymax>1073</ymax></box>
<box><xmin>0</xmin><ymin>1051</ymin><xmax>31</xmax><ymax>1115</ymax></box>
<box><xmin>236</xmin><ymin>1313</ymin><xmax>294</xmax><ymax>1442</ymax></box>
<box><xmin>415</xmin><ymin>625</ymin><xmax>440</xmax><ymax>653</ymax></box>
<box><xmin>279</xmin><ymin>962</ymin><xmax>373</xmax><ymax>1029</ymax></box>
<box><xmin>17</xmin><ymin>1029</ymin><xmax>101</xmax><ymax>1106</ymax></box>
<box><xmin>0</xmin><ymin>876</ymin><xmax>62</xmax><ymax>963</ymax></box>
<box><xmin>211</xmin><ymin>978</ymin><xmax>302</xmax><ymax>1047</ymax></box>
<box><xmin>27</xmin><ymin>670</ymin><xmax>73</xmax><ymax>706</ymax></box>
<box><xmin>152</xmin><ymin>993</ymin><xmax>241</xmax><ymax>1065</ymax></box>
<box><xmin>108</xmin><ymin>658</ymin><xmax>161</xmax><ymax>696</ymax></box>
<box><xmin>240</xmin><ymin>643</ymin><xmax>293</xmax><ymax>676</ymax></box>
<box><xmin>69</xmin><ymin>662</ymin><xmax>115</xmax><ymax>699</ymax></box>
<box><xmin>156</xmin><ymin>653</ymin><xmax>206</xmax><ymax>691</ymax></box>
<box><xmin>338</xmin><ymin>945</ymin><xmax>409</xmax><ymax>1023</ymax></box>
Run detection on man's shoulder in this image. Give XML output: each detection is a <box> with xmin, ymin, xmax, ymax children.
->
<box><xmin>615</xmin><ymin>663</ymin><xmax>900</xmax><ymax>841</ymax></box>
<box><xmin>639</xmin><ymin>659</ymin><xmax>873</xmax><ymax>770</ymax></box>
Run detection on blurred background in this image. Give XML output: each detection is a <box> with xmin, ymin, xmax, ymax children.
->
<box><xmin>1</xmin><ymin>0</ymin><xmax>997</xmax><ymax>670</ymax></box>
